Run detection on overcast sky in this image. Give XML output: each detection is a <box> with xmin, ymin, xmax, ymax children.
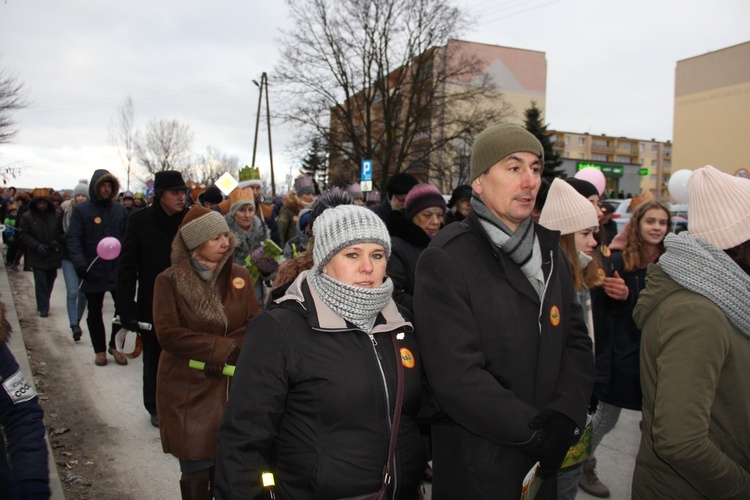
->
<box><xmin>1</xmin><ymin>0</ymin><xmax>747</xmax><ymax>192</ymax></box>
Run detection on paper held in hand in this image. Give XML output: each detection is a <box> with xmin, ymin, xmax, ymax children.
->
<box><xmin>521</xmin><ymin>461</ymin><xmax>542</xmax><ymax>500</ymax></box>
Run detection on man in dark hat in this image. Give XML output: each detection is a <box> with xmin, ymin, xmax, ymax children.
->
<box><xmin>599</xmin><ymin>202</ymin><xmax>618</xmax><ymax>243</ymax></box>
<box><xmin>371</xmin><ymin>172</ymin><xmax>419</xmax><ymax>222</ymax></box>
<box><xmin>197</xmin><ymin>185</ymin><xmax>224</xmax><ymax>211</ymax></box>
<box><xmin>117</xmin><ymin>170</ymin><xmax>189</xmax><ymax>427</ymax></box>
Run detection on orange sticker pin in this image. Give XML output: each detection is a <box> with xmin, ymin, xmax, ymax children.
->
<box><xmin>232</xmin><ymin>277</ymin><xmax>246</xmax><ymax>289</ymax></box>
<box><xmin>400</xmin><ymin>348</ymin><xmax>415</xmax><ymax>369</ymax></box>
<box><xmin>600</xmin><ymin>245</ymin><xmax>611</xmax><ymax>257</ymax></box>
<box><xmin>94</xmin><ymin>217</ymin><xmax>102</xmax><ymax>224</ymax></box>
<box><xmin>550</xmin><ymin>305</ymin><xmax>561</xmax><ymax>327</ymax></box>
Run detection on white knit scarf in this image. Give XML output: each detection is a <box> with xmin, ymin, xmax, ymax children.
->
<box><xmin>660</xmin><ymin>232</ymin><xmax>750</xmax><ymax>339</ymax></box>
<box><xmin>309</xmin><ymin>271</ymin><xmax>394</xmax><ymax>333</ymax></box>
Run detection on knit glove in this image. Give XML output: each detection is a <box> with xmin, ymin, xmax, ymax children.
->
<box><xmin>50</xmin><ymin>240</ymin><xmax>61</xmax><ymax>252</ymax></box>
<box><xmin>203</xmin><ymin>364</ymin><xmax>224</xmax><ymax>380</ymax></box>
<box><xmin>524</xmin><ymin>410</ymin><xmax>579</xmax><ymax>478</ymax></box>
<box><xmin>36</xmin><ymin>244</ymin><xmax>49</xmax><ymax>257</ymax></box>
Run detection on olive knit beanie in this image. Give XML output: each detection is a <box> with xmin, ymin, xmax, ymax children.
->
<box><xmin>470</xmin><ymin>123</ymin><xmax>544</xmax><ymax>182</ymax></box>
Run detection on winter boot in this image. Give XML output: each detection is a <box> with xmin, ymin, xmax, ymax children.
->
<box><xmin>579</xmin><ymin>458</ymin><xmax>611</xmax><ymax>498</ymax></box>
<box><xmin>179</xmin><ymin>469</ymin><xmax>212</xmax><ymax>500</ymax></box>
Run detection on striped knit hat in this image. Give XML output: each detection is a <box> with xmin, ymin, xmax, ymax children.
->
<box><xmin>312</xmin><ymin>205</ymin><xmax>391</xmax><ymax>271</ymax></box>
<box><xmin>688</xmin><ymin>165</ymin><xmax>750</xmax><ymax>250</ymax></box>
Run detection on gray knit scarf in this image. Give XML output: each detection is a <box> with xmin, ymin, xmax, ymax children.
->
<box><xmin>309</xmin><ymin>271</ymin><xmax>394</xmax><ymax>333</ymax></box>
<box><xmin>660</xmin><ymin>232</ymin><xmax>750</xmax><ymax>339</ymax></box>
<box><xmin>471</xmin><ymin>194</ymin><xmax>545</xmax><ymax>297</ymax></box>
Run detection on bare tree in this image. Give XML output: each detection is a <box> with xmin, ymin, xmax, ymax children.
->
<box><xmin>0</xmin><ymin>62</ymin><xmax>27</xmax><ymax>146</ymax></box>
<box><xmin>190</xmin><ymin>145</ymin><xmax>240</xmax><ymax>185</ymax></box>
<box><xmin>134</xmin><ymin>118</ymin><xmax>194</xmax><ymax>180</ymax></box>
<box><xmin>275</xmin><ymin>0</ymin><xmax>512</xmax><ymax>192</ymax></box>
<box><xmin>108</xmin><ymin>96</ymin><xmax>136</xmax><ymax>190</ymax></box>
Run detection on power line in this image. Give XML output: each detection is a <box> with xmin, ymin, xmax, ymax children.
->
<box><xmin>475</xmin><ymin>0</ymin><xmax>564</xmax><ymax>26</ymax></box>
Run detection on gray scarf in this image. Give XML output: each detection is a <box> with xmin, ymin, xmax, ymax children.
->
<box><xmin>309</xmin><ymin>271</ymin><xmax>394</xmax><ymax>333</ymax></box>
<box><xmin>660</xmin><ymin>232</ymin><xmax>750</xmax><ymax>339</ymax></box>
<box><xmin>471</xmin><ymin>194</ymin><xmax>545</xmax><ymax>297</ymax></box>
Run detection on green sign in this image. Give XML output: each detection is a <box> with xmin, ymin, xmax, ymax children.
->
<box><xmin>577</xmin><ymin>162</ymin><xmax>623</xmax><ymax>178</ymax></box>
<box><xmin>638</xmin><ymin>168</ymin><xmax>650</xmax><ymax>176</ymax></box>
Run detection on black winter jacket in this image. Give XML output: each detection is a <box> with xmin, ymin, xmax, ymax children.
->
<box><xmin>66</xmin><ymin>169</ymin><xmax>128</xmax><ymax>293</ymax></box>
<box><xmin>215</xmin><ymin>272</ymin><xmax>425</xmax><ymax>500</ymax></box>
<box><xmin>116</xmin><ymin>200</ymin><xmax>186</xmax><ymax>327</ymax></box>
<box><xmin>19</xmin><ymin>197</ymin><xmax>63</xmax><ymax>270</ymax></box>
<box><xmin>386</xmin><ymin>210</ymin><xmax>433</xmax><ymax>312</ymax></box>
<box><xmin>413</xmin><ymin>211</ymin><xmax>594</xmax><ymax>499</ymax></box>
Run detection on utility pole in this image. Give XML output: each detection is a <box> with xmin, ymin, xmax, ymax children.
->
<box><xmin>251</xmin><ymin>72</ymin><xmax>276</xmax><ymax>197</ymax></box>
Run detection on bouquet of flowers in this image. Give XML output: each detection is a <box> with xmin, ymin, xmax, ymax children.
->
<box><xmin>245</xmin><ymin>239</ymin><xmax>282</xmax><ymax>284</ymax></box>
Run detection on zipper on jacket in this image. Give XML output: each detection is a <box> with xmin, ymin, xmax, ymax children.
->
<box><xmin>538</xmin><ymin>250</ymin><xmax>554</xmax><ymax>335</ymax></box>
<box><xmin>367</xmin><ymin>331</ymin><xmax>397</xmax><ymax>499</ymax></box>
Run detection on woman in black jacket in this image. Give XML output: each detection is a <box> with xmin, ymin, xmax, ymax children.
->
<box><xmin>216</xmin><ymin>205</ymin><xmax>425</xmax><ymax>499</ymax></box>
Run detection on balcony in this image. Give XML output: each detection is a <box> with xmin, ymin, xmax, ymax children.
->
<box><xmin>592</xmin><ymin>144</ymin><xmax>615</xmax><ymax>154</ymax></box>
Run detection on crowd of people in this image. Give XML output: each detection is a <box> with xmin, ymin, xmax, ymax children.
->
<box><xmin>1</xmin><ymin>121</ymin><xmax>749</xmax><ymax>500</ymax></box>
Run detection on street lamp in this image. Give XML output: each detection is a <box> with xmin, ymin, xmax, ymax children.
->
<box><xmin>251</xmin><ymin>73</ymin><xmax>276</xmax><ymax>197</ymax></box>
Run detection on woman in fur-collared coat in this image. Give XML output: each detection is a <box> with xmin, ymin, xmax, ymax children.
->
<box><xmin>153</xmin><ymin>205</ymin><xmax>260</xmax><ymax>500</ymax></box>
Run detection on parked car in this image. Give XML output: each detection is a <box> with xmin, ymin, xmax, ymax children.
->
<box><xmin>605</xmin><ymin>198</ymin><xmax>632</xmax><ymax>234</ymax></box>
<box><xmin>669</xmin><ymin>203</ymin><xmax>689</xmax><ymax>233</ymax></box>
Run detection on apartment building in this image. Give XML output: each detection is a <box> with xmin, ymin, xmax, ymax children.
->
<box><xmin>550</xmin><ymin>131</ymin><xmax>672</xmax><ymax>198</ymax></box>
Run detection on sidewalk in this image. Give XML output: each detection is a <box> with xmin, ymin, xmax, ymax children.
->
<box><xmin>1</xmin><ymin>260</ymin><xmax>65</xmax><ymax>499</ymax></box>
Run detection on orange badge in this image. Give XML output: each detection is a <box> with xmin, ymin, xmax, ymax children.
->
<box><xmin>94</xmin><ymin>217</ymin><xmax>102</xmax><ymax>224</ymax></box>
<box><xmin>232</xmin><ymin>277</ymin><xmax>246</xmax><ymax>289</ymax></box>
<box><xmin>600</xmin><ymin>245</ymin><xmax>611</xmax><ymax>257</ymax></box>
<box><xmin>597</xmin><ymin>268</ymin><xmax>606</xmax><ymax>282</ymax></box>
<box><xmin>400</xmin><ymin>348</ymin><xmax>415</xmax><ymax>369</ymax></box>
<box><xmin>550</xmin><ymin>305</ymin><xmax>561</xmax><ymax>327</ymax></box>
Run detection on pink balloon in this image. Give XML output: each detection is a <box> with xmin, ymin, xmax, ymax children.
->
<box><xmin>96</xmin><ymin>237</ymin><xmax>121</xmax><ymax>260</ymax></box>
<box><xmin>574</xmin><ymin>167</ymin><xmax>606</xmax><ymax>196</ymax></box>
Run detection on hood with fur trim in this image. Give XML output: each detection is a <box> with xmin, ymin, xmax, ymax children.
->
<box><xmin>89</xmin><ymin>169</ymin><xmax>121</xmax><ymax>204</ymax></box>
<box><xmin>169</xmin><ymin>228</ymin><xmax>238</xmax><ymax>327</ymax></box>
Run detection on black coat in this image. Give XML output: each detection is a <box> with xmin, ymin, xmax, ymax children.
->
<box><xmin>116</xmin><ymin>200</ymin><xmax>186</xmax><ymax>326</ymax></box>
<box><xmin>386</xmin><ymin>210</ymin><xmax>432</xmax><ymax>312</ymax></box>
<box><xmin>413</xmin><ymin>212</ymin><xmax>594</xmax><ymax>499</ymax></box>
<box><xmin>594</xmin><ymin>250</ymin><xmax>648</xmax><ymax>411</ymax></box>
<box><xmin>18</xmin><ymin>197</ymin><xmax>63</xmax><ymax>270</ymax></box>
<box><xmin>215</xmin><ymin>273</ymin><xmax>425</xmax><ymax>500</ymax></box>
<box><xmin>66</xmin><ymin>169</ymin><xmax>128</xmax><ymax>294</ymax></box>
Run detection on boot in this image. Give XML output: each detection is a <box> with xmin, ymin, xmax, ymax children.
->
<box><xmin>179</xmin><ymin>470</ymin><xmax>212</xmax><ymax>500</ymax></box>
<box><xmin>579</xmin><ymin>458</ymin><xmax>611</xmax><ymax>498</ymax></box>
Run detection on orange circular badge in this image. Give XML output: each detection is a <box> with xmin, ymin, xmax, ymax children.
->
<box><xmin>550</xmin><ymin>305</ymin><xmax>561</xmax><ymax>327</ymax></box>
<box><xmin>94</xmin><ymin>217</ymin><xmax>102</xmax><ymax>224</ymax></box>
<box><xmin>600</xmin><ymin>245</ymin><xmax>611</xmax><ymax>257</ymax></box>
<box><xmin>400</xmin><ymin>348</ymin><xmax>415</xmax><ymax>369</ymax></box>
<box><xmin>232</xmin><ymin>277</ymin><xmax>246</xmax><ymax>289</ymax></box>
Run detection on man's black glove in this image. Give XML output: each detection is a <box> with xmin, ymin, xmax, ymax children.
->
<box><xmin>50</xmin><ymin>240</ymin><xmax>61</xmax><ymax>252</ymax></box>
<box><xmin>76</xmin><ymin>268</ymin><xmax>88</xmax><ymax>280</ymax></box>
<box><xmin>36</xmin><ymin>244</ymin><xmax>49</xmax><ymax>257</ymax></box>
<box><xmin>204</xmin><ymin>364</ymin><xmax>224</xmax><ymax>379</ymax></box>
<box><xmin>524</xmin><ymin>410</ymin><xmax>579</xmax><ymax>478</ymax></box>
<box><xmin>121</xmin><ymin>317</ymin><xmax>140</xmax><ymax>332</ymax></box>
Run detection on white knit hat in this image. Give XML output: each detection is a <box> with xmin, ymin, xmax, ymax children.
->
<box><xmin>539</xmin><ymin>178</ymin><xmax>599</xmax><ymax>235</ymax></box>
<box><xmin>688</xmin><ymin>165</ymin><xmax>750</xmax><ymax>250</ymax></box>
<box><xmin>312</xmin><ymin>205</ymin><xmax>391</xmax><ymax>271</ymax></box>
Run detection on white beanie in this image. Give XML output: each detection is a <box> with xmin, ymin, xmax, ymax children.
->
<box><xmin>688</xmin><ymin>165</ymin><xmax>750</xmax><ymax>250</ymax></box>
<box><xmin>312</xmin><ymin>205</ymin><xmax>391</xmax><ymax>272</ymax></box>
<box><xmin>539</xmin><ymin>178</ymin><xmax>599</xmax><ymax>235</ymax></box>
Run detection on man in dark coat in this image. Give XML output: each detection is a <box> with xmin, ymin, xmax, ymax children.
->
<box><xmin>370</xmin><ymin>172</ymin><xmax>419</xmax><ymax>223</ymax></box>
<box><xmin>19</xmin><ymin>191</ymin><xmax>64</xmax><ymax>317</ymax></box>
<box><xmin>67</xmin><ymin>169</ymin><xmax>129</xmax><ymax>367</ymax></box>
<box><xmin>116</xmin><ymin>170</ymin><xmax>188</xmax><ymax>428</ymax></box>
<box><xmin>413</xmin><ymin>123</ymin><xmax>594</xmax><ymax>499</ymax></box>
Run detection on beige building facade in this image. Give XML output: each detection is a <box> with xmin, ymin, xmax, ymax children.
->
<box><xmin>673</xmin><ymin>41</ymin><xmax>750</xmax><ymax>179</ymax></box>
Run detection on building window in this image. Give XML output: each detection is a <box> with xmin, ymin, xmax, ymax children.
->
<box><xmin>579</xmin><ymin>153</ymin><xmax>585</xmax><ymax>159</ymax></box>
<box><xmin>565</xmin><ymin>135</ymin><xmax>570</xmax><ymax>145</ymax></box>
<box><xmin>621</xmin><ymin>142</ymin><xmax>632</xmax><ymax>151</ymax></box>
<box><xmin>578</xmin><ymin>137</ymin><xmax>586</xmax><ymax>146</ymax></box>
<box><xmin>650</xmin><ymin>175</ymin><xmax>656</xmax><ymax>182</ymax></box>
<box><xmin>615</xmin><ymin>155</ymin><xmax>630</xmax><ymax>163</ymax></box>
<box><xmin>664</xmin><ymin>161</ymin><xmax>671</xmax><ymax>169</ymax></box>
<box><xmin>639</xmin><ymin>144</ymin><xmax>645</xmax><ymax>153</ymax></box>
<box><xmin>593</xmin><ymin>138</ymin><xmax>610</xmax><ymax>147</ymax></box>
<box><xmin>651</xmin><ymin>145</ymin><xmax>659</xmax><ymax>154</ymax></box>
<box><xmin>564</xmin><ymin>151</ymin><xmax>570</xmax><ymax>158</ymax></box>
<box><xmin>592</xmin><ymin>154</ymin><xmax>607</xmax><ymax>161</ymax></box>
